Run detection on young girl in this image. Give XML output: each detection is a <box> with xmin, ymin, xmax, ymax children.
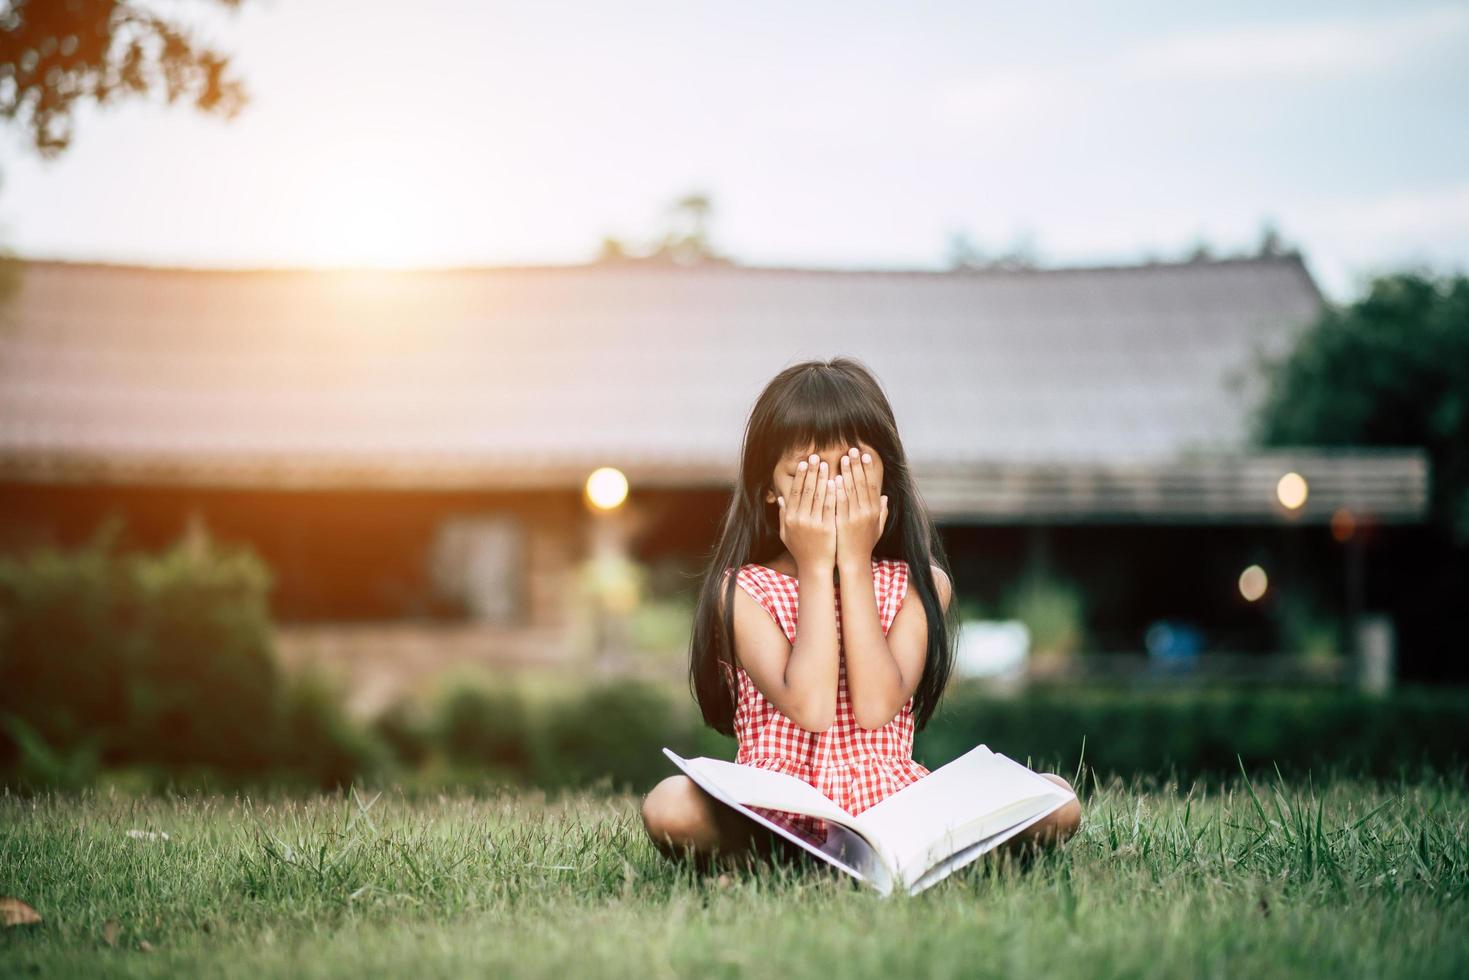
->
<box><xmin>641</xmin><ymin>357</ymin><xmax>1081</xmax><ymax>873</ymax></box>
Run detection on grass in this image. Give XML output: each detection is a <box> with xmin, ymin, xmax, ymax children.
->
<box><xmin>2</xmin><ymin>771</ymin><xmax>1466</xmax><ymax>979</ymax></box>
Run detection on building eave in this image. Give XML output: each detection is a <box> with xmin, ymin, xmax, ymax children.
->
<box><xmin>0</xmin><ymin>446</ymin><xmax>1429</xmax><ymax>523</ymax></box>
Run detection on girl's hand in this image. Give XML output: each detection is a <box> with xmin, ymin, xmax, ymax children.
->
<box><xmin>835</xmin><ymin>447</ymin><xmax>887</xmax><ymax>568</ymax></box>
<box><xmin>778</xmin><ymin>454</ymin><xmax>837</xmax><ymax>574</ymax></box>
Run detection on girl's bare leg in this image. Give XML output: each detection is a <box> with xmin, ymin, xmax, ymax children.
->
<box><xmin>640</xmin><ymin>775</ymin><xmax>799</xmax><ymax>872</ymax></box>
<box><xmin>999</xmin><ymin>772</ymin><xmax>1082</xmax><ymax>856</ymax></box>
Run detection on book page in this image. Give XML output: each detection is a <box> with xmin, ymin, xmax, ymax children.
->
<box><xmin>902</xmin><ymin>800</ymin><xmax>1062</xmax><ymax>895</ymax></box>
<box><xmin>895</xmin><ymin>793</ymin><xmax>1068</xmax><ymax>891</ymax></box>
<box><xmin>671</xmin><ymin>753</ymin><xmax>857</xmax><ymax>826</ymax></box>
<box><xmin>852</xmin><ymin>745</ymin><xmax>1074</xmax><ymax>883</ymax></box>
<box><xmin>660</xmin><ymin>749</ymin><xmax>897</xmax><ymax>894</ymax></box>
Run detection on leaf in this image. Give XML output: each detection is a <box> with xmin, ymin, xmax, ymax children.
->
<box><xmin>0</xmin><ymin>897</ymin><xmax>42</xmax><ymax>927</ymax></box>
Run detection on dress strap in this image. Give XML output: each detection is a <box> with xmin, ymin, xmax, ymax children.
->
<box><xmin>723</xmin><ymin>564</ymin><xmax>769</xmax><ymax>606</ymax></box>
<box><xmin>879</xmin><ymin>559</ymin><xmax>912</xmax><ymax>634</ymax></box>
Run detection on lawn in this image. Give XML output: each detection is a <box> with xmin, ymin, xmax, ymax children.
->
<box><xmin>2</xmin><ymin>772</ymin><xmax>1466</xmax><ymax>979</ymax></box>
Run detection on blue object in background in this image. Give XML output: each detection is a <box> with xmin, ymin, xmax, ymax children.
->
<box><xmin>1144</xmin><ymin>619</ymin><xmax>1203</xmax><ymax>672</ymax></box>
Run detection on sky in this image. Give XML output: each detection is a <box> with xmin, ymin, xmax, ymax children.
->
<box><xmin>2</xmin><ymin>0</ymin><xmax>1467</xmax><ymax>301</ymax></box>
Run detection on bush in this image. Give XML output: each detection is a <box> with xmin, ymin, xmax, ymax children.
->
<box><xmin>536</xmin><ymin>678</ymin><xmax>695</xmax><ymax>793</ymax></box>
<box><xmin>0</xmin><ymin>521</ymin><xmax>389</xmax><ymax>791</ymax></box>
<box><xmin>913</xmin><ymin>683</ymin><xmax>1469</xmax><ymax>782</ymax></box>
<box><xmin>0</xmin><ymin>521</ymin><xmax>283</xmax><ymax>775</ymax></box>
<box><xmin>400</xmin><ymin>677</ymin><xmax>1468</xmax><ymax>793</ymax></box>
<box><xmin>372</xmin><ymin>696</ymin><xmax>436</xmax><ymax>768</ymax></box>
<box><xmin>432</xmin><ymin>673</ymin><xmax>535</xmax><ymax>777</ymax></box>
<box><xmin>273</xmin><ymin>667</ymin><xmax>392</xmax><ymax>791</ymax></box>
<box><xmin>1001</xmin><ymin>572</ymin><xmax>1086</xmax><ymax>657</ymax></box>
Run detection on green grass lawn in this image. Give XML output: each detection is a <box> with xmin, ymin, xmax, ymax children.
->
<box><xmin>2</xmin><ymin>773</ymin><xmax>1466</xmax><ymax>979</ymax></box>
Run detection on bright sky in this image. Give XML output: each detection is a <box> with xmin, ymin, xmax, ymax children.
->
<box><xmin>3</xmin><ymin>0</ymin><xmax>1467</xmax><ymax>301</ymax></box>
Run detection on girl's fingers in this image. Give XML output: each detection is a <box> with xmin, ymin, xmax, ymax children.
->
<box><xmin>813</xmin><ymin>460</ymin><xmax>829</xmax><ymax>515</ymax></box>
<box><xmin>851</xmin><ymin>450</ymin><xmax>872</xmax><ymax>509</ymax></box>
<box><xmin>841</xmin><ymin>451</ymin><xmax>864</xmax><ymax>510</ymax></box>
<box><xmin>799</xmin><ymin>458</ymin><xmax>816</xmax><ymax>516</ymax></box>
<box><xmin>834</xmin><ymin>471</ymin><xmax>847</xmax><ymax>521</ymax></box>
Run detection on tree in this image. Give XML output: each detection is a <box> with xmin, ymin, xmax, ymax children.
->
<box><xmin>647</xmin><ymin>191</ymin><xmax>730</xmax><ymax>266</ymax></box>
<box><xmin>1255</xmin><ymin>219</ymin><xmax>1291</xmax><ymax>258</ymax></box>
<box><xmin>0</xmin><ymin>0</ymin><xmax>249</xmax><ymax>160</ymax></box>
<box><xmin>945</xmin><ymin>228</ymin><xmax>1038</xmax><ymax>271</ymax></box>
<box><xmin>594</xmin><ymin>191</ymin><xmax>733</xmax><ymax>266</ymax></box>
<box><xmin>1252</xmin><ymin>271</ymin><xmax>1469</xmax><ymax>545</ymax></box>
<box><xmin>595</xmin><ymin>235</ymin><xmax>632</xmax><ymax>264</ymax></box>
<box><xmin>945</xmin><ymin>229</ymin><xmax>985</xmax><ymax>270</ymax></box>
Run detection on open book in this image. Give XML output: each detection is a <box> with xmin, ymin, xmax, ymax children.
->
<box><xmin>662</xmin><ymin>744</ymin><xmax>1075</xmax><ymax>897</ymax></box>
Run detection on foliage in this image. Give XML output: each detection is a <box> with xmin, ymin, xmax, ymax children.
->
<box><xmin>628</xmin><ymin>595</ymin><xmax>694</xmax><ymax>659</ymax></box>
<box><xmin>1000</xmin><ymin>572</ymin><xmax>1086</xmax><ymax>656</ymax></box>
<box><xmin>1275</xmin><ymin>587</ymin><xmax>1344</xmax><ymax>660</ymax></box>
<box><xmin>356</xmin><ymin>678</ymin><xmax>1469</xmax><ymax>794</ymax></box>
<box><xmin>0</xmin><ymin>0</ymin><xmax>249</xmax><ymax>159</ymax></box>
<box><xmin>1252</xmin><ymin>271</ymin><xmax>1469</xmax><ymax>544</ymax></box>
<box><xmin>0</xmin><ymin>522</ymin><xmax>388</xmax><ymax>791</ymax></box>
<box><xmin>914</xmin><ymin>683</ymin><xmax>1469</xmax><ymax>782</ymax></box>
<box><xmin>273</xmin><ymin>667</ymin><xmax>392</xmax><ymax>792</ymax></box>
<box><xmin>536</xmin><ymin>678</ymin><xmax>697</xmax><ymax>793</ymax></box>
<box><xmin>370</xmin><ymin>697</ymin><xmax>435</xmax><ymax>769</ymax></box>
<box><xmin>431</xmin><ymin>672</ymin><xmax>535</xmax><ymax>777</ymax></box>
<box><xmin>0</xmin><ymin>519</ymin><xmax>282</xmax><ymax>773</ymax></box>
<box><xmin>0</xmin><ymin>713</ymin><xmax>97</xmax><ymax>790</ymax></box>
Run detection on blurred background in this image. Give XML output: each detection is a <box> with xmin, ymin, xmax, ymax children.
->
<box><xmin>1</xmin><ymin>0</ymin><xmax>1466</xmax><ymax>793</ymax></box>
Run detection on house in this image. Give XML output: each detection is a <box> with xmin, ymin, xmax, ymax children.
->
<box><xmin>0</xmin><ymin>256</ymin><xmax>1431</xmax><ymax>677</ymax></box>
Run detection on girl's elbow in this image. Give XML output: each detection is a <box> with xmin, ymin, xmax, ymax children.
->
<box><xmin>800</xmin><ymin>709</ymin><xmax>836</xmax><ymax>733</ymax></box>
<box><xmin>793</xmin><ymin>698</ymin><xmax>836</xmax><ymax>733</ymax></box>
<box><xmin>854</xmin><ymin>704</ymin><xmax>896</xmax><ymax>731</ymax></box>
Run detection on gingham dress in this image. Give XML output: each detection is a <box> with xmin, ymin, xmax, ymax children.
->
<box><xmin>719</xmin><ymin>557</ymin><xmax>931</xmax><ymax>847</ymax></box>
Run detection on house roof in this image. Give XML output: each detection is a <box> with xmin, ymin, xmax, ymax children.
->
<box><xmin>0</xmin><ymin>255</ymin><xmax>1429</xmax><ymax>521</ymax></box>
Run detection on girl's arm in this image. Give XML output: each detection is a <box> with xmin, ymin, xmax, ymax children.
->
<box><xmin>725</xmin><ymin>454</ymin><xmax>843</xmax><ymax>732</ymax></box>
<box><xmin>725</xmin><ymin>571</ymin><xmax>840</xmax><ymax>732</ymax></box>
<box><xmin>840</xmin><ymin>560</ymin><xmax>950</xmax><ymax>730</ymax></box>
<box><xmin>834</xmin><ymin>447</ymin><xmax>951</xmax><ymax>729</ymax></box>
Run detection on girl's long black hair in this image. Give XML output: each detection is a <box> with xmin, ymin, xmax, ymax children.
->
<box><xmin>687</xmin><ymin>356</ymin><xmax>959</xmax><ymax>738</ymax></box>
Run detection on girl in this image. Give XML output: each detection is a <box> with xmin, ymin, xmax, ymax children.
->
<box><xmin>640</xmin><ymin>357</ymin><xmax>1081</xmax><ymax>874</ymax></box>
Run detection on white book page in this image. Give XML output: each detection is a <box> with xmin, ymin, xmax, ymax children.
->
<box><xmin>852</xmin><ymin>745</ymin><xmax>1074</xmax><ymax>884</ymax></box>
<box><xmin>903</xmin><ymin>800</ymin><xmax>1063</xmax><ymax>895</ymax></box>
<box><xmin>895</xmin><ymin>793</ymin><xmax>1068</xmax><ymax>890</ymax></box>
<box><xmin>674</xmin><ymin>754</ymin><xmax>858</xmax><ymax>826</ymax></box>
<box><xmin>661</xmin><ymin>749</ymin><xmax>896</xmax><ymax>894</ymax></box>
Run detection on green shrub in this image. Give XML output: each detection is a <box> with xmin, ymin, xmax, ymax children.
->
<box><xmin>124</xmin><ymin>528</ymin><xmax>281</xmax><ymax>770</ymax></box>
<box><xmin>912</xmin><ymin>683</ymin><xmax>1469</xmax><ymax>782</ymax></box>
<box><xmin>536</xmin><ymin>678</ymin><xmax>694</xmax><ymax>793</ymax></box>
<box><xmin>0</xmin><ymin>713</ymin><xmax>99</xmax><ymax>791</ymax></box>
<box><xmin>0</xmin><ymin>521</ymin><xmax>390</xmax><ymax>791</ymax></box>
<box><xmin>274</xmin><ymin>667</ymin><xmax>391</xmax><ymax>791</ymax></box>
<box><xmin>0</xmin><ymin>521</ymin><xmax>283</xmax><ymax>775</ymax></box>
<box><xmin>1001</xmin><ymin>572</ymin><xmax>1086</xmax><ymax>656</ymax></box>
<box><xmin>372</xmin><ymin>697</ymin><xmax>436</xmax><ymax>768</ymax></box>
<box><xmin>433</xmin><ymin>674</ymin><xmax>535</xmax><ymax>777</ymax></box>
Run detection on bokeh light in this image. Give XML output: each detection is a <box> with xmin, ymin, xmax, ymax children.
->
<box><xmin>1276</xmin><ymin>472</ymin><xmax>1308</xmax><ymax>510</ymax></box>
<box><xmin>584</xmin><ymin>467</ymin><xmax>629</xmax><ymax>510</ymax></box>
<box><xmin>1238</xmin><ymin>564</ymin><xmax>1268</xmax><ymax>602</ymax></box>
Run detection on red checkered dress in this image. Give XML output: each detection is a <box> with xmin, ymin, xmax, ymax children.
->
<box><xmin>718</xmin><ymin>557</ymin><xmax>931</xmax><ymax>848</ymax></box>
